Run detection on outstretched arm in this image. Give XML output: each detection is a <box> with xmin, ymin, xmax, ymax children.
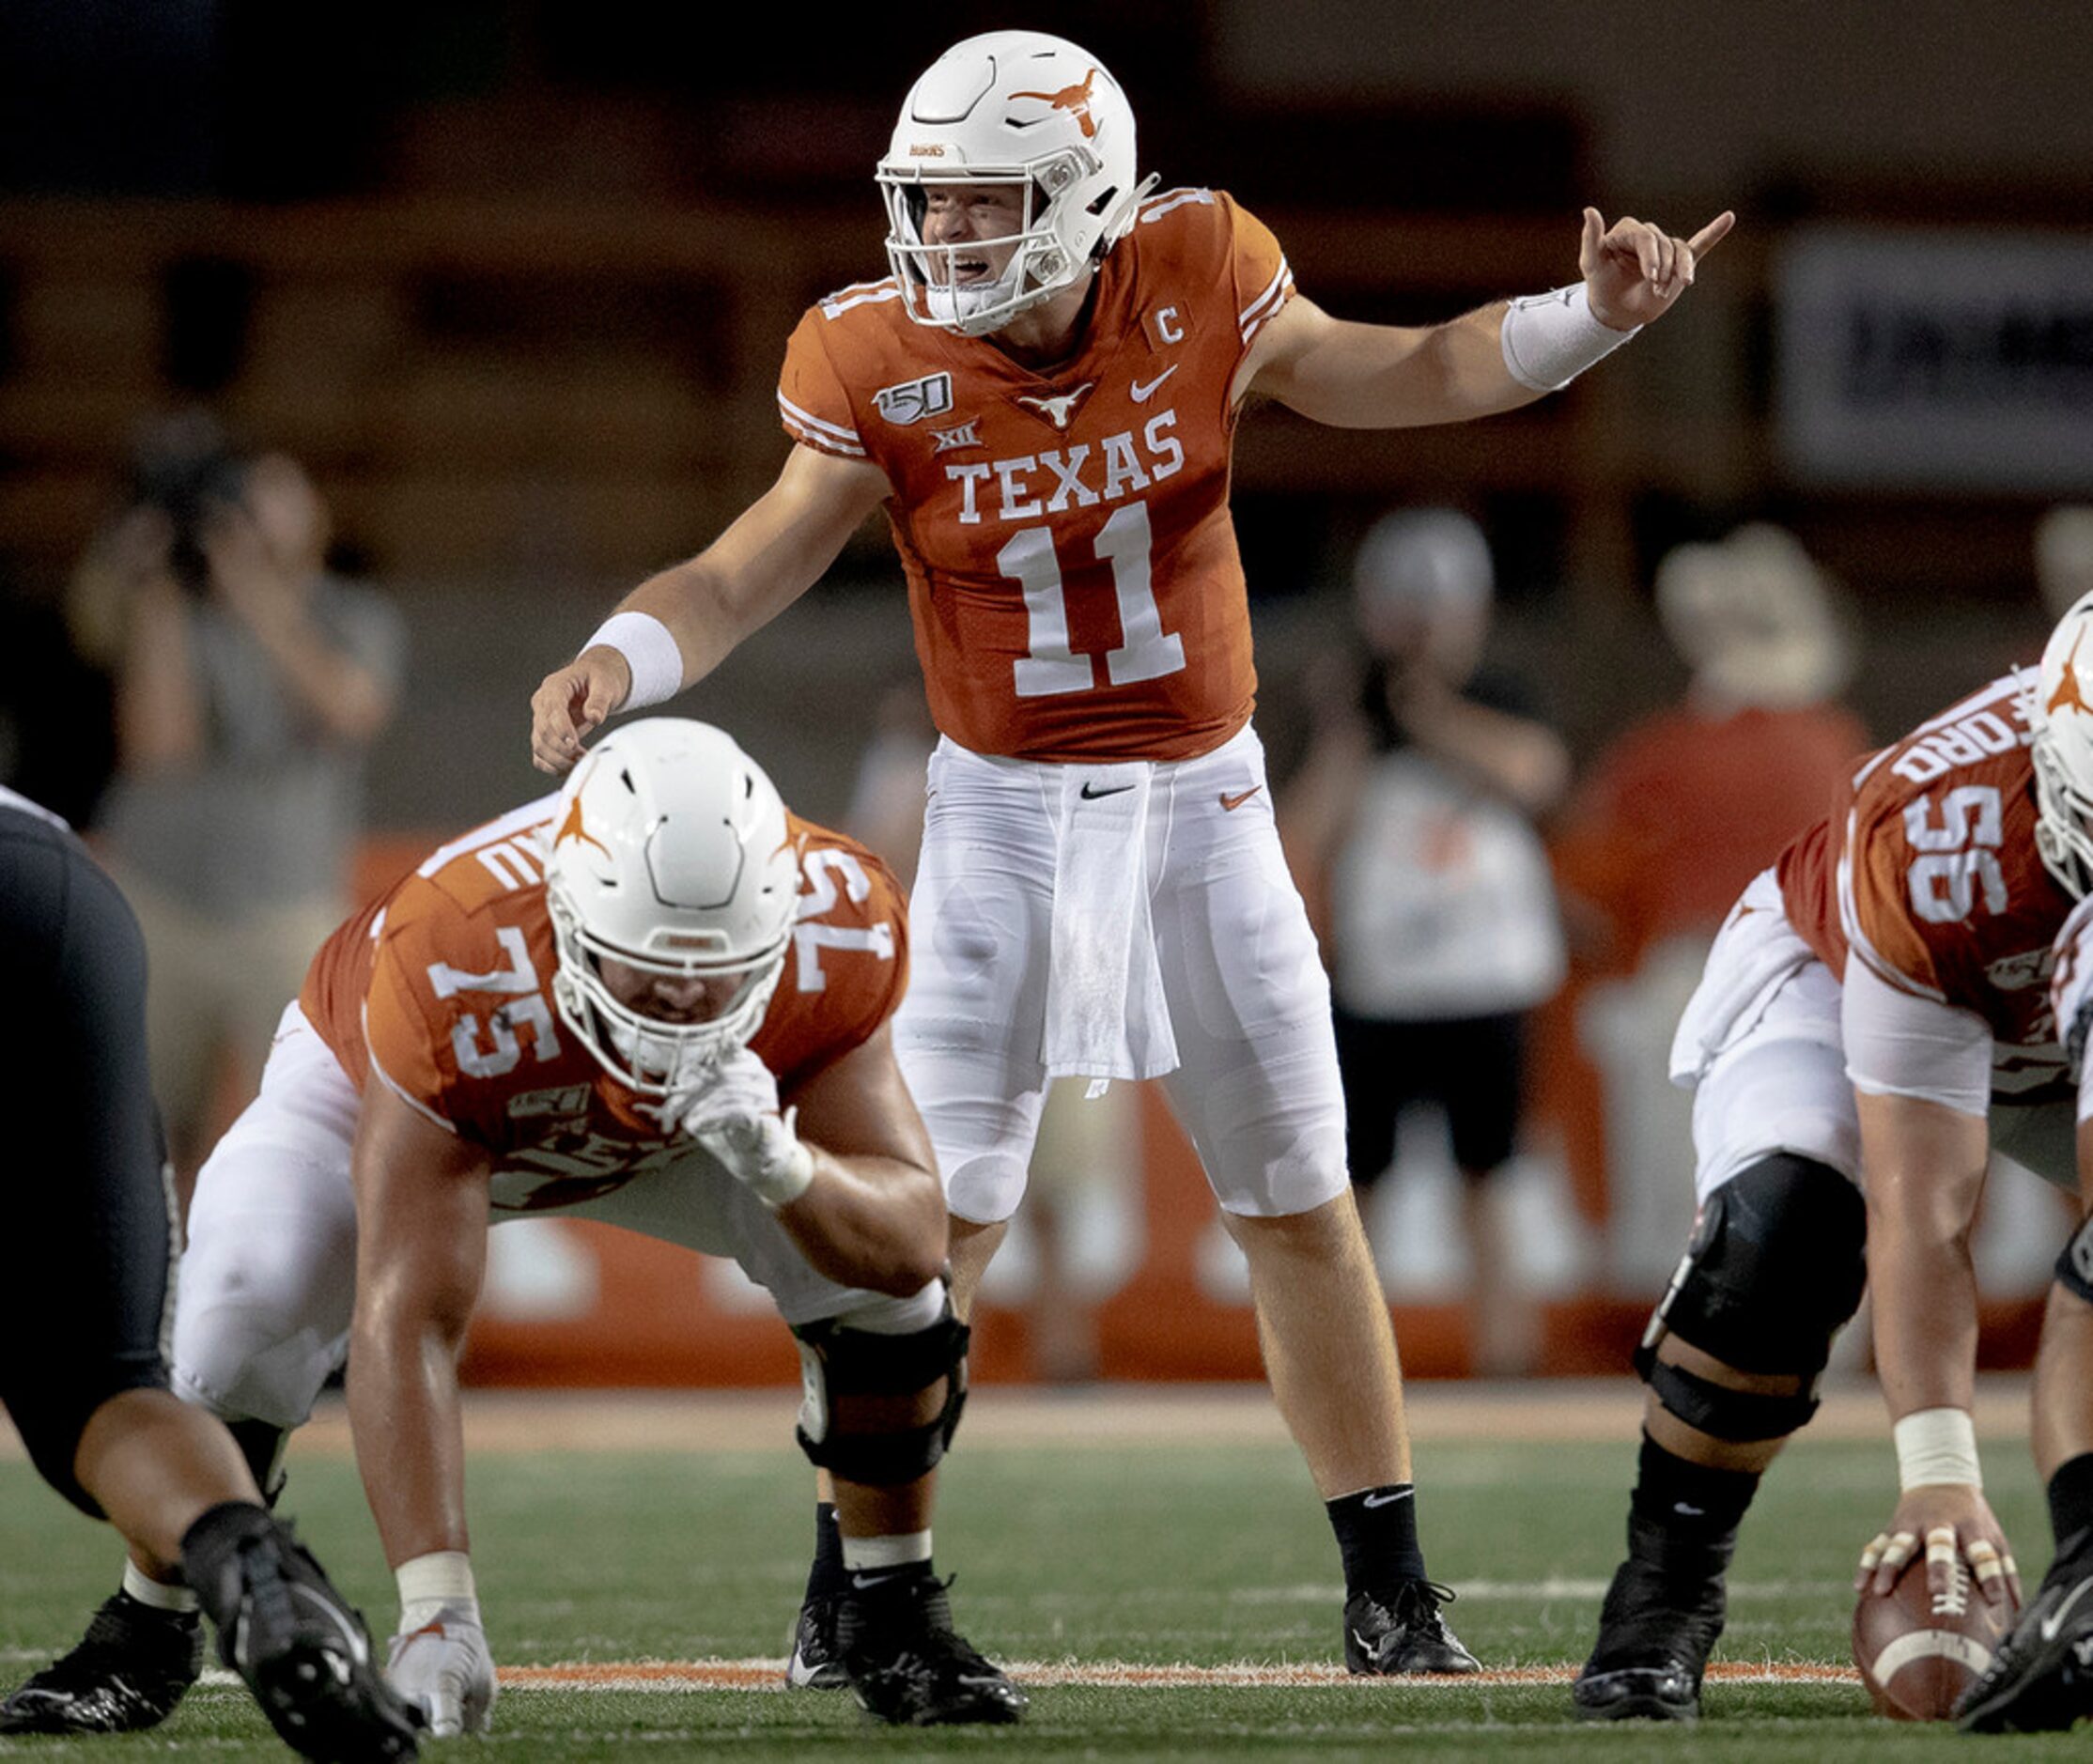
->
<box><xmin>347</xmin><ymin>1082</ymin><xmax>494</xmax><ymax>1568</ymax></box>
<box><xmin>1853</xmin><ymin>1085</ymin><xmax>2022</xmax><ymax>1613</ymax></box>
<box><xmin>1242</xmin><ymin>208</ymin><xmax>1733</xmax><ymax>428</ymax></box>
<box><xmin>530</xmin><ymin>442</ymin><xmax>891</xmax><ymax>772</ymax></box>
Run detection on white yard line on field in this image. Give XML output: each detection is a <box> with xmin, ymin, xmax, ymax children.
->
<box><xmin>196</xmin><ymin>1657</ymin><xmax>1860</xmax><ymax>1693</ymax></box>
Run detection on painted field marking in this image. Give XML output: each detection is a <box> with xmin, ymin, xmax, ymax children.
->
<box><xmin>197</xmin><ymin>1658</ymin><xmax>1861</xmax><ymax>1693</ymax></box>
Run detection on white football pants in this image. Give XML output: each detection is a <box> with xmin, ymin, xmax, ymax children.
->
<box><xmin>895</xmin><ymin>723</ymin><xmax>1350</xmax><ymax>1224</ymax></box>
<box><xmin>172</xmin><ymin>1003</ymin><xmax>943</xmax><ymax>1429</ymax></box>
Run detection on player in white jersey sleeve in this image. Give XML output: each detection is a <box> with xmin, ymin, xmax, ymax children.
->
<box><xmin>1958</xmin><ymin>591</ymin><xmax>2093</xmax><ymax>1730</ymax></box>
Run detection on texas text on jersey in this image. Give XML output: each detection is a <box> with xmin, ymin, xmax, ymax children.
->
<box><xmin>297</xmin><ymin>798</ymin><xmax>906</xmax><ymax>1210</ymax></box>
<box><xmin>1775</xmin><ymin>670</ymin><xmax>2075</xmax><ymax>1098</ymax></box>
<box><xmin>778</xmin><ymin>187</ymin><xmax>1291</xmax><ymax>766</ymax></box>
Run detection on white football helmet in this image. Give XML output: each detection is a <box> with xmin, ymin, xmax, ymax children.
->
<box><xmin>543</xmin><ymin>720</ymin><xmax>798</xmax><ymax>1094</ymax></box>
<box><xmin>2030</xmin><ymin>591</ymin><xmax>2093</xmax><ymax>899</ymax></box>
<box><xmin>876</xmin><ymin>30</ymin><xmax>1155</xmax><ymax>336</ymax></box>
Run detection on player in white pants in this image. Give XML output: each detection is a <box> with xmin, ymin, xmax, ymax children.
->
<box><xmin>1577</xmin><ymin>656</ymin><xmax>2083</xmax><ymax>1722</ymax></box>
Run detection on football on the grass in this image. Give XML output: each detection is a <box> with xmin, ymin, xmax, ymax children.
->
<box><xmin>1852</xmin><ymin>1561</ymin><xmax>2008</xmax><ymax>1720</ymax></box>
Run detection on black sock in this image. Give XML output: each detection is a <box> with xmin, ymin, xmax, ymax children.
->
<box><xmin>802</xmin><ymin>1502</ymin><xmax>845</xmax><ymax>1602</ymax></box>
<box><xmin>2047</xmin><ymin>1453</ymin><xmax>2093</xmax><ymax>1574</ymax></box>
<box><xmin>1629</xmin><ymin>1432</ymin><xmax>1759</xmax><ymax>1547</ymax></box>
<box><xmin>1326</xmin><ymin>1485</ymin><xmax>1425</xmax><ymax>1595</ymax></box>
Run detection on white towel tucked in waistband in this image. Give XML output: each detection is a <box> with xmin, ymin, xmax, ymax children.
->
<box><xmin>1041</xmin><ymin>762</ymin><xmax>1180</xmax><ymax>1082</ymax></box>
<box><xmin>1667</xmin><ymin>867</ymin><xmax>1818</xmax><ymax>1086</ymax></box>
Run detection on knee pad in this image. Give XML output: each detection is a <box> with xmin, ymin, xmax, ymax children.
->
<box><xmin>1636</xmin><ymin>1153</ymin><xmax>1866</xmax><ymax>1441</ymax></box>
<box><xmin>792</xmin><ymin>1305</ymin><xmax>969</xmax><ymax>1486</ymax></box>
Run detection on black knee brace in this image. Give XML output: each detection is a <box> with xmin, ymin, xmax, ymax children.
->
<box><xmin>791</xmin><ymin>1307</ymin><xmax>969</xmax><ymax>1486</ymax></box>
<box><xmin>1635</xmin><ymin>1153</ymin><xmax>1866</xmax><ymax>1442</ymax></box>
<box><xmin>2057</xmin><ymin>1213</ymin><xmax>2093</xmax><ymax>1304</ymax></box>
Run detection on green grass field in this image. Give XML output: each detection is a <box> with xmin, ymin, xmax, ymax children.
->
<box><xmin>0</xmin><ymin>1385</ymin><xmax>2082</xmax><ymax>1759</ymax></box>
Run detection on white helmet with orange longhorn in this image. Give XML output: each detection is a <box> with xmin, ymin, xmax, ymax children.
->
<box><xmin>543</xmin><ymin>719</ymin><xmax>799</xmax><ymax>1094</ymax></box>
<box><xmin>2030</xmin><ymin>592</ymin><xmax>2093</xmax><ymax>899</ymax></box>
<box><xmin>876</xmin><ymin>30</ymin><xmax>1155</xmax><ymax>336</ymax></box>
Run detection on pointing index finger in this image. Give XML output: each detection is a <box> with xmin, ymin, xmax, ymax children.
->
<box><xmin>1686</xmin><ymin>211</ymin><xmax>1736</xmax><ymax>258</ymax></box>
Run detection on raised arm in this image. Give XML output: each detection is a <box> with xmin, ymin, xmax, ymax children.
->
<box><xmin>1241</xmin><ymin>208</ymin><xmax>1733</xmax><ymax>428</ymax></box>
<box><xmin>530</xmin><ymin>442</ymin><xmax>891</xmax><ymax>772</ymax></box>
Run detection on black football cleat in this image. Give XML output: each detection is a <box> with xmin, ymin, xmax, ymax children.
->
<box><xmin>0</xmin><ymin>1590</ymin><xmax>202</xmax><ymax>1734</ymax></box>
<box><xmin>835</xmin><ymin>1571</ymin><xmax>1027</xmax><ymax>1725</ymax></box>
<box><xmin>181</xmin><ymin>1502</ymin><xmax>422</xmax><ymax>1761</ymax></box>
<box><xmin>1957</xmin><ymin>1567</ymin><xmax>2093</xmax><ymax>1734</ymax></box>
<box><xmin>1572</xmin><ymin>1518</ymin><xmax>1729</xmax><ymax>1721</ymax></box>
<box><xmin>785</xmin><ymin>1593</ymin><xmax>848</xmax><ymax>1690</ymax></box>
<box><xmin>1343</xmin><ymin>1580</ymin><xmax>1481</xmax><ymax>1675</ymax></box>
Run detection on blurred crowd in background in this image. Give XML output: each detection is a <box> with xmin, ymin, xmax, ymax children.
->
<box><xmin>1</xmin><ymin>0</ymin><xmax>2087</xmax><ymax>1382</ymax></box>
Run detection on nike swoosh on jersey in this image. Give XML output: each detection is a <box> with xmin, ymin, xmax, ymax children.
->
<box><xmin>1081</xmin><ymin>782</ymin><xmax>1135</xmax><ymax>799</ymax></box>
<box><xmin>1219</xmin><ymin>786</ymin><xmax>1263</xmax><ymax>812</ymax></box>
<box><xmin>1130</xmin><ymin>365</ymin><xmax>1179</xmax><ymax>403</ymax></box>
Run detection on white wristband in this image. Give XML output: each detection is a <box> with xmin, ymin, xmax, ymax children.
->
<box><xmin>583</xmin><ymin>611</ymin><xmax>684</xmax><ymax>712</ymax></box>
<box><xmin>1895</xmin><ymin>1407</ymin><xmax>1982</xmax><ymax>1491</ymax></box>
<box><xmin>396</xmin><ymin>1550</ymin><xmax>478</xmax><ymax>1612</ymax></box>
<box><xmin>1499</xmin><ymin>284</ymin><xmax>1638</xmax><ymax>392</ymax></box>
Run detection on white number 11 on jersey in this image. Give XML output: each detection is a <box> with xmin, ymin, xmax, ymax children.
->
<box><xmin>1000</xmin><ymin>503</ymin><xmax>1186</xmax><ymax>697</ymax></box>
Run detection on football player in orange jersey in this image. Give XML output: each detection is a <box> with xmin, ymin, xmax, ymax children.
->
<box><xmin>10</xmin><ymin>720</ymin><xmax>1025</xmax><ymax>1735</ymax></box>
<box><xmin>1956</xmin><ymin>592</ymin><xmax>2093</xmax><ymax>1731</ymax></box>
<box><xmin>529</xmin><ymin>28</ymin><xmax>1729</xmax><ymax>1677</ymax></box>
<box><xmin>1572</xmin><ymin>612</ymin><xmax>2093</xmax><ymax>1720</ymax></box>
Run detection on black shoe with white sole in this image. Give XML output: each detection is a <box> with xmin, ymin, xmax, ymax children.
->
<box><xmin>785</xmin><ymin>1593</ymin><xmax>848</xmax><ymax>1690</ymax></box>
<box><xmin>0</xmin><ymin>1590</ymin><xmax>202</xmax><ymax>1734</ymax></box>
<box><xmin>1572</xmin><ymin>1518</ymin><xmax>1729</xmax><ymax>1722</ymax></box>
<box><xmin>835</xmin><ymin>1570</ymin><xmax>1026</xmax><ymax>1725</ymax></box>
<box><xmin>1343</xmin><ymin>1580</ymin><xmax>1481</xmax><ymax>1675</ymax></box>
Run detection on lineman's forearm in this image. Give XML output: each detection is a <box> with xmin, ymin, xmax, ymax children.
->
<box><xmin>1868</xmin><ymin>1219</ymin><xmax>1980</xmax><ymax>1420</ymax></box>
<box><xmin>349</xmin><ymin>1321</ymin><xmax>473</xmax><ymax>1567</ymax></box>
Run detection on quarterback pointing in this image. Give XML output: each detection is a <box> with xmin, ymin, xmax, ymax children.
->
<box><xmin>10</xmin><ymin>719</ymin><xmax>1023</xmax><ymax>1734</ymax></box>
<box><xmin>532</xmin><ymin>29</ymin><xmax>1729</xmax><ymax>1674</ymax></box>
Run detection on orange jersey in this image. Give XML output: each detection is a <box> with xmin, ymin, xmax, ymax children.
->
<box><xmin>1775</xmin><ymin>671</ymin><xmax>2072</xmax><ymax>1097</ymax></box>
<box><xmin>298</xmin><ymin>797</ymin><xmax>907</xmax><ymax>1211</ymax></box>
<box><xmin>778</xmin><ymin>187</ymin><xmax>1295</xmax><ymax>764</ymax></box>
<box><xmin>1550</xmin><ymin>701</ymin><xmax>1869</xmax><ymax>967</ymax></box>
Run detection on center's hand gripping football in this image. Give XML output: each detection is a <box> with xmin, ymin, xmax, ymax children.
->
<box><xmin>682</xmin><ymin>1046</ymin><xmax>814</xmax><ymax>1208</ymax></box>
<box><xmin>1855</xmin><ymin>1483</ymin><xmax>2021</xmax><ymax>1612</ymax></box>
<box><xmin>385</xmin><ymin>1602</ymin><xmax>497</xmax><ymax>1738</ymax></box>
